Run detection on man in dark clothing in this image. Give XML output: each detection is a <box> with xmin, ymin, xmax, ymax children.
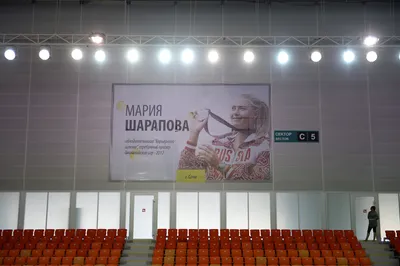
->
<box><xmin>365</xmin><ymin>206</ymin><xmax>379</xmax><ymax>241</ymax></box>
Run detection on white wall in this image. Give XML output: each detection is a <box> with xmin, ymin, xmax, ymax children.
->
<box><xmin>5</xmin><ymin>191</ymin><xmax>400</xmax><ymax>235</ymax></box>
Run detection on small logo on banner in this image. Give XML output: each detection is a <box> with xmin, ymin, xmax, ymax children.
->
<box><xmin>363</xmin><ymin>209</ymin><xmax>367</xmax><ymax>213</ymax></box>
<box><xmin>176</xmin><ymin>169</ymin><xmax>206</xmax><ymax>183</ymax></box>
<box><xmin>142</xmin><ymin>208</ymin><xmax>146</xmax><ymax>212</ymax></box>
<box><xmin>116</xmin><ymin>101</ymin><xmax>126</xmax><ymax>111</ymax></box>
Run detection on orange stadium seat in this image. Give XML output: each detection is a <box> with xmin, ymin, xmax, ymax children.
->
<box><xmin>3</xmin><ymin>257</ymin><xmax>15</xmax><ymax>265</ymax></box>
<box><xmin>27</xmin><ymin>256</ymin><xmax>39</xmax><ymax>265</ymax></box>
<box><xmin>313</xmin><ymin>257</ymin><xmax>325</xmax><ymax>265</ymax></box>
<box><xmin>74</xmin><ymin>257</ymin><xmax>85</xmax><ymax>265</ymax></box>
<box><xmin>267</xmin><ymin>257</ymin><xmax>278</xmax><ymax>265</ymax></box>
<box><xmin>107</xmin><ymin>256</ymin><xmax>119</xmax><ymax>264</ymax></box>
<box><xmin>62</xmin><ymin>256</ymin><xmax>74</xmax><ymax>265</ymax></box>
<box><xmin>14</xmin><ymin>256</ymin><xmax>27</xmax><ymax>265</ymax></box>
<box><xmin>265</xmin><ymin>250</ymin><xmax>275</xmax><ymax>258</ymax></box>
<box><xmin>175</xmin><ymin>256</ymin><xmax>186</xmax><ymax>265</ymax></box>
<box><xmin>348</xmin><ymin>257</ymin><xmax>360</xmax><ymax>265</ymax></box>
<box><xmin>255</xmin><ymin>257</ymin><xmax>266</xmax><ymax>266</ymax></box>
<box><xmin>290</xmin><ymin>257</ymin><xmax>302</xmax><ymax>266</ymax></box>
<box><xmin>85</xmin><ymin>257</ymin><xmax>96</xmax><ymax>265</ymax></box>
<box><xmin>38</xmin><ymin>257</ymin><xmax>50</xmax><ymax>265</ymax></box>
<box><xmin>8</xmin><ymin>249</ymin><xmax>20</xmax><ymax>257</ymax></box>
<box><xmin>209</xmin><ymin>249</ymin><xmax>219</xmax><ymax>257</ymax></box>
<box><xmin>301</xmin><ymin>257</ymin><xmax>313</xmax><ymax>266</ymax></box>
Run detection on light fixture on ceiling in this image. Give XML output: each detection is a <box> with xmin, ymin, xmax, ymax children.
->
<box><xmin>89</xmin><ymin>33</ymin><xmax>105</xmax><ymax>45</ymax></box>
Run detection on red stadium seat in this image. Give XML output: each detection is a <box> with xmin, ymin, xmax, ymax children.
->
<box><xmin>107</xmin><ymin>229</ymin><xmax>117</xmax><ymax>238</ymax></box>
<box><xmin>14</xmin><ymin>256</ymin><xmax>27</xmax><ymax>265</ymax></box>
<box><xmin>8</xmin><ymin>250</ymin><xmax>20</xmax><ymax>257</ymax></box>
<box><xmin>51</xmin><ymin>257</ymin><xmax>62</xmax><ymax>265</ymax></box>
<box><xmin>271</xmin><ymin>230</ymin><xmax>280</xmax><ymax>237</ymax></box>
<box><xmin>55</xmin><ymin>229</ymin><xmax>65</xmax><ymax>237</ymax></box>
<box><xmin>76</xmin><ymin>229</ymin><xmax>86</xmax><ymax>238</ymax></box>
<box><xmin>108</xmin><ymin>257</ymin><xmax>119</xmax><ymax>265</ymax></box>
<box><xmin>290</xmin><ymin>257</ymin><xmax>302</xmax><ymax>266</ymax></box>
<box><xmin>27</xmin><ymin>256</ymin><xmax>39</xmax><ymax>265</ymax></box>
<box><xmin>301</xmin><ymin>257</ymin><xmax>313</xmax><ymax>266</ymax></box>
<box><xmin>260</xmin><ymin>230</ymin><xmax>270</xmax><ymax>238</ymax></box>
<box><xmin>3</xmin><ymin>257</ymin><xmax>15</xmax><ymax>265</ymax></box>
<box><xmin>62</xmin><ymin>257</ymin><xmax>74</xmax><ymax>265</ymax></box>
<box><xmin>34</xmin><ymin>229</ymin><xmax>45</xmax><ymax>237</ymax></box>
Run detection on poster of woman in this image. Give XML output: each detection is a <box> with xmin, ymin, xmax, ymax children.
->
<box><xmin>110</xmin><ymin>84</ymin><xmax>271</xmax><ymax>182</ymax></box>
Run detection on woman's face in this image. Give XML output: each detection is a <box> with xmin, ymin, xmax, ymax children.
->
<box><xmin>230</xmin><ymin>97</ymin><xmax>257</xmax><ymax>130</ymax></box>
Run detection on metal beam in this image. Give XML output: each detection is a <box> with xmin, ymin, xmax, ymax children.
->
<box><xmin>1</xmin><ymin>34</ymin><xmax>399</xmax><ymax>47</ymax></box>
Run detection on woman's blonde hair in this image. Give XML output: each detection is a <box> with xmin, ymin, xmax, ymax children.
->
<box><xmin>241</xmin><ymin>94</ymin><xmax>270</xmax><ymax>136</ymax></box>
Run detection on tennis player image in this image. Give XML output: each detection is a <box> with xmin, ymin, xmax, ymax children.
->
<box><xmin>178</xmin><ymin>93</ymin><xmax>271</xmax><ymax>181</ymax></box>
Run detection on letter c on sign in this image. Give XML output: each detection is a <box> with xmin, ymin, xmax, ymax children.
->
<box><xmin>299</xmin><ymin>133</ymin><xmax>306</xmax><ymax>140</ymax></box>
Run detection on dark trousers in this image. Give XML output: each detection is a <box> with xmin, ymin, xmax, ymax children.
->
<box><xmin>367</xmin><ymin>225</ymin><xmax>377</xmax><ymax>234</ymax></box>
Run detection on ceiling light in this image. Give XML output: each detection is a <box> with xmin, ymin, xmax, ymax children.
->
<box><xmin>363</xmin><ymin>36</ymin><xmax>379</xmax><ymax>47</ymax></box>
<box><xmin>366</xmin><ymin>51</ymin><xmax>377</xmax><ymax>62</ymax></box>
<box><xmin>343</xmin><ymin>50</ymin><xmax>355</xmax><ymax>63</ymax></box>
<box><xmin>158</xmin><ymin>49</ymin><xmax>171</xmax><ymax>64</ymax></box>
<box><xmin>277</xmin><ymin>51</ymin><xmax>289</xmax><ymax>64</ymax></box>
<box><xmin>310</xmin><ymin>51</ymin><xmax>322</xmax><ymax>63</ymax></box>
<box><xmin>181</xmin><ymin>48</ymin><xmax>194</xmax><ymax>64</ymax></box>
<box><xmin>208</xmin><ymin>50</ymin><xmax>219</xmax><ymax>63</ymax></box>
<box><xmin>94</xmin><ymin>49</ymin><xmax>106</xmax><ymax>62</ymax></box>
<box><xmin>4</xmin><ymin>47</ymin><xmax>16</xmax><ymax>61</ymax></box>
<box><xmin>126</xmin><ymin>49</ymin><xmax>139</xmax><ymax>63</ymax></box>
<box><xmin>89</xmin><ymin>33</ymin><xmax>105</xmax><ymax>44</ymax></box>
<box><xmin>71</xmin><ymin>48</ymin><xmax>83</xmax><ymax>61</ymax></box>
<box><xmin>39</xmin><ymin>47</ymin><xmax>51</xmax><ymax>61</ymax></box>
<box><xmin>243</xmin><ymin>51</ymin><xmax>255</xmax><ymax>63</ymax></box>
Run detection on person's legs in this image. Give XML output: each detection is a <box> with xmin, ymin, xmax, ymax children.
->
<box><xmin>372</xmin><ymin>226</ymin><xmax>377</xmax><ymax>241</ymax></box>
<box><xmin>366</xmin><ymin>226</ymin><xmax>372</xmax><ymax>241</ymax></box>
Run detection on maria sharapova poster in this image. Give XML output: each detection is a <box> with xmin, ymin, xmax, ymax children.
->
<box><xmin>110</xmin><ymin>84</ymin><xmax>271</xmax><ymax>182</ymax></box>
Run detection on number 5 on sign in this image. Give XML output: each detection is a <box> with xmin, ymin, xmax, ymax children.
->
<box><xmin>176</xmin><ymin>169</ymin><xmax>206</xmax><ymax>183</ymax></box>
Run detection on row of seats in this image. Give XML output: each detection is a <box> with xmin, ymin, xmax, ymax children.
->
<box><xmin>0</xmin><ymin>242</ymin><xmax>125</xmax><ymax>250</ymax></box>
<box><xmin>0</xmin><ymin>265</ymin><xmax>115</xmax><ymax>266</ymax></box>
<box><xmin>154</xmin><ymin>249</ymin><xmax>367</xmax><ymax>258</ymax></box>
<box><xmin>0</xmin><ymin>236</ymin><xmax>125</xmax><ymax>245</ymax></box>
<box><xmin>385</xmin><ymin>230</ymin><xmax>400</xmax><ymax>239</ymax></box>
<box><xmin>0</xmin><ymin>230</ymin><xmax>127</xmax><ymax>239</ymax></box>
<box><xmin>0</xmin><ymin>249</ymin><xmax>122</xmax><ymax>258</ymax></box>
<box><xmin>155</xmin><ymin>241</ymin><xmax>363</xmax><ymax>251</ymax></box>
<box><xmin>157</xmin><ymin>229</ymin><xmax>355</xmax><ymax>238</ymax></box>
<box><xmin>0</xmin><ymin>256</ymin><xmax>120</xmax><ymax>265</ymax></box>
<box><xmin>152</xmin><ymin>256</ymin><xmax>373</xmax><ymax>265</ymax></box>
<box><xmin>385</xmin><ymin>230</ymin><xmax>400</xmax><ymax>256</ymax></box>
<box><xmin>157</xmin><ymin>236</ymin><xmax>359</xmax><ymax>244</ymax></box>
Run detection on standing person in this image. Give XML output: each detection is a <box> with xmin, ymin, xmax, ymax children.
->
<box><xmin>178</xmin><ymin>93</ymin><xmax>271</xmax><ymax>181</ymax></box>
<box><xmin>365</xmin><ymin>206</ymin><xmax>379</xmax><ymax>241</ymax></box>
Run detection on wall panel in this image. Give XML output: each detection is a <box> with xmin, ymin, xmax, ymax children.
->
<box><xmin>0</xmin><ymin>2</ymin><xmax>398</xmax><ymax>192</ymax></box>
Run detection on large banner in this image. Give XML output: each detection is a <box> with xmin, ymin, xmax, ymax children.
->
<box><xmin>110</xmin><ymin>84</ymin><xmax>272</xmax><ymax>182</ymax></box>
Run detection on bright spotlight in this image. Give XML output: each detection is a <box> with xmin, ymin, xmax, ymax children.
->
<box><xmin>126</xmin><ymin>49</ymin><xmax>139</xmax><ymax>63</ymax></box>
<box><xmin>181</xmin><ymin>48</ymin><xmax>194</xmax><ymax>64</ymax></box>
<box><xmin>277</xmin><ymin>51</ymin><xmax>289</xmax><ymax>64</ymax></box>
<box><xmin>158</xmin><ymin>49</ymin><xmax>171</xmax><ymax>64</ymax></box>
<box><xmin>71</xmin><ymin>48</ymin><xmax>83</xmax><ymax>61</ymax></box>
<box><xmin>94</xmin><ymin>49</ymin><xmax>106</xmax><ymax>62</ymax></box>
<box><xmin>243</xmin><ymin>51</ymin><xmax>255</xmax><ymax>63</ymax></box>
<box><xmin>310</xmin><ymin>51</ymin><xmax>322</xmax><ymax>62</ymax></box>
<box><xmin>4</xmin><ymin>47</ymin><xmax>16</xmax><ymax>61</ymax></box>
<box><xmin>366</xmin><ymin>51</ymin><xmax>377</xmax><ymax>62</ymax></box>
<box><xmin>89</xmin><ymin>33</ymin><xmax>105</xmax><ymax>44</ymax></box>
<box><xmin>343</xmin><ymin>50</ymin><xmax>355</xmax><ymax>63</ymax></box>
<box><xmin>363</xmin><ymin>36</ymin><xmax>379</xmax><ymax>47</ymax></box>
<box><xmin>38</xmin><ymin>47</ymin><xmax>51</xmax><ymax>61</ymax></box>
<box><xmin>208</xmin><ymin>50</ymin><xmax>219</xmax><ymax>63</ymax></box>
